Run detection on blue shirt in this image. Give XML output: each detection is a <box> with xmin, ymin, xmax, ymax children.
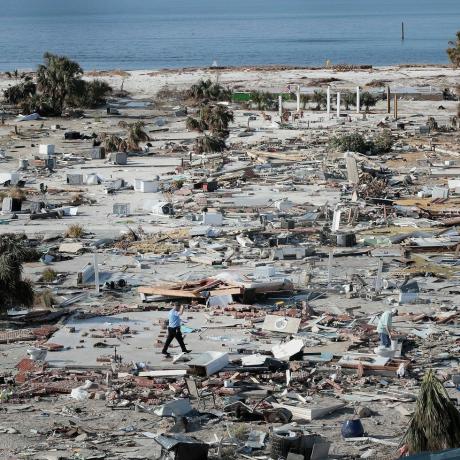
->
<box><xmin>168</xmin><ymin>309</ymin><xmax>181</xmax><ymax>328</ymax></box>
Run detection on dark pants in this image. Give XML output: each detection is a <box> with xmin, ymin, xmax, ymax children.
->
<box><xmin>379</xmin><ymin>332</ymin><xmax>391</xmax><ymax>348</ymax></box>
<box><xmin>162</xmin><ymin>327</ymin><xmax>187</xmax><ymax>353</ymax></box>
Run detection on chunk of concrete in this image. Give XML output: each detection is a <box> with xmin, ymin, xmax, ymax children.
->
<box><xmin>345</xmin><ymin>152</ymin><xmax>360</xmax><ymax>184</ymax></box>
<box><xmin>59</xmin><ymin>242</ymin><xmax>84</xmax><ymax>254</ymax></box>
<box><xmin>113</xmin><ymin>203</ymin><xmax>130</xmax><ymax>217</ymax></box>
<box><xmin>39</xmin><ymin>144</ymin><xmax>55</xmax><ymax>156</ymax></box>
<box><xmin>134</xmin><ymin>179</ymin><xmax>159</xmax><ymax>193</ymax></box>
<box><xmin>241</xmin><ymin>354</ymin><xmax>267</xmax><ymax>366</ymax></box>
<box><xmin>202</xmin><ymin>212</ymin><xmax>223</xmax><ymax>226</ymax></box>
<box><xmin>188</xmin><ymin>351</ymin><xmax>228</xmax><ymax>376</ymax></box>
<box><xmin>272</xmin><ymin>339</ymin><xmax>304</xmax><ymax>360</ymax></box>
<box><xmin>262</xmin><ymin>315</ymin><xmax>301</xmax><ymax>334</ymax></box>
<box><xmin>154</xmin><ymin>398</ymin><xmax>192</xmax><ymax>417</ymax></box>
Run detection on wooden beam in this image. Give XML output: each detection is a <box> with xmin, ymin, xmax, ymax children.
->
<box><xmin>138</xmin><ymin>285</ymin><xmax>242</xmax><ymax>298</ymax></box>
<box><xmin>138</xmin><ymin>287</ymin><xmax>201</xmax><ymax>298</ymax></box>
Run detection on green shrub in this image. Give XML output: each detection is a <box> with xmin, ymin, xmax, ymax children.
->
<box><xmin>331</xmin><ymin>130</ymin><xmax>394</xmax><ymax>155</ymax></box>
<box><xmin>371</xmin><ymin>130</ymin><xmax>394</xmax><ymax>154</ymax></box>
<box><xmin>330</xmin><ymin>133</ymin><xmax>368</xmax><ymax>153</ymax></box>
<box><xmin>42</xmin><ymin>268</ymin><xmax>57</xmax><ymax>282</ymax></box>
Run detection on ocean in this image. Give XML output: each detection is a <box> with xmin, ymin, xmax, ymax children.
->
<box><xmin>0</xmin><ymin>0</ymin><xmax>459</xmax><ymax>71</ymax></box>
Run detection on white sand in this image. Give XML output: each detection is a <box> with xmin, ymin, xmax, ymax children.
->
<box><xmin>1</xmin><ymin>65</ymin><xmax>459</xmax><ymax>99</ymax></box>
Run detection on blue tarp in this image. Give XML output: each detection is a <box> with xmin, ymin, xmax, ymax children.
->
<box><xmin>406</xmin><ymin>448</ymin><xmax>460</xmax><ymax>459</ymax></box>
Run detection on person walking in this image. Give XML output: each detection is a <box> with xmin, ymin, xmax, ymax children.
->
<box><xmin>377</xmin><ymin>307</ymin><xmax>398</xmax><ymax>348</ymax></box>
<box><xmin>162</xmin><ymin>303</ymin><xmax>191</xmax><ymax>356</ymax></box>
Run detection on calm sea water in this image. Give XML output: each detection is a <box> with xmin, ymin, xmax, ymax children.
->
<box><xmin>1</xmin><ymin>0</ymin><xmax>459</xmax><ymax>71</ymax></box>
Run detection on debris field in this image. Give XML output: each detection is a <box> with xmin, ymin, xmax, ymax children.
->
<box><xmin>0</xmin><ymin>65</ymin><xmax>459</xmax><ymax>460</ymax></box>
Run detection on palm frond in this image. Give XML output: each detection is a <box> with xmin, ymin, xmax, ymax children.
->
<box><xmin>402</xmin><ymin>370</ymin><xmax>460</xmax><ymax>454</ymax></box>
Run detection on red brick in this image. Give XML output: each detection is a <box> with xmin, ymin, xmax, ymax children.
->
<box><xmin>133</xmin><ymin>377</ymin><xmax>157</xmax><ymax>388</ymax></box>
<box><xmin>15</xmin><ymin>358</ymin><xmax>45</xmax><ymax>372</ymax></box>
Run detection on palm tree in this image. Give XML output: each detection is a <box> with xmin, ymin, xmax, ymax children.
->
<box><xmin>250</xmin><ymin>91</ymin><xmax>276</xmax><ymax>110</ymax></box>
<box><xmin>265</xmin><ymin>92</ymin><xmax>277</xmax><ymax>110</ymax></box>
<box><xmin>36</xmin><ymin>52</ymin><xmax>84</xmax><ymax>115</ymax></box>
<box><xmin>187</xmin><ymin>79</ymin><xmax>231</xmax><ymax>103</ymax></box>
<box><xmin>342</xmin><ymin>92</ymin><xmax>356</xmax><ymax>110</ymax></box>
<box><xmin>207</xmin><ymin>82</ymin><xmax>232</xmax><ymax>102</ymax></box>
<box><xmin>20</xmin><ymin>94</ymin><xmax>53</xmax><ymax>116</ymax></box>
<box><xmin>300</xmin><ymin>94</ymin><xmax>311</xmax><ymax>109</ymax></box>
<box><xmin>250</xmin><ymin>91</ymin><xmax>265</xmax><ymax>110</ymax></box>
<box><xmin>186</xmin><ymin>116</ymin><xmax>204</xmax><ymax>132</ymax></box>
<box><xmin>100</xmin><ymin>134</ymin><xmax>127</xmax><ymax>153</ymax></box>
<box><xmin>4</xmin><ymin>53</ymin><xmax>111</xmax><ymax>115</ymax></box>
<box><xmin>361</xmin><ymin>92</ymin><xmax>377</xmax><ymax>112</ymax></box>
<box><xmin>205</xmin><ymin>105</ymin><xmax>234</xmax><ymax>135</ymax></box>
<box><xmin>70</xmin><ymin>79</ymin><xmax>112</xmax><ymax>108</ymax></box>
<box><xmin>4</xmin><ymin>59</ymin><xmax>111</xmax><ymax>114</ymax></box>
<box><xmin>3</xmin><ymin>79</ymin><xmax>36</xmax><ymax>105</ymax></box>
<box><xmin>402</xmin><ymin>370</ymin><xmax>460</xmax><ymax>454</ymax></box>
<box><xmin>312</xmin><ymin>90</ymin><xmax>327</xmax><ymax>110</ymax></box>
<box><xmin>99</xmin><ymin>121</ymin><xmax>149</xmax><ymax>153</ymax></box>
<box><xmin>187</xmin><ymin>79</ymin><xmax>212</xmax><ymax>101</ymax></box>
<box><xmin>195</xmin><ymin>135</ymin><xmax>226</xmax><ymax>154</ymax></box>
<box><xmin>447</xmin><ymin>31</ymin><xmax>460</xmax><ymax>67</ymax></box>
<box><xmin>0</xmin><ymin>234</ymin><xmax>36</xmax><ymax>311</ymax></box>
<box><xmin>127</xmin><ymin>121</ymin><xmax>150</xmax><ymax>151</ymax></box>
<box><xmin>186</xmin><ymin>104</ymin><xmax>233</xmax><ymax>137</ymax></box>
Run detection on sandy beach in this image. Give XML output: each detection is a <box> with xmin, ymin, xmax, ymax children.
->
<box><xmin>1</xmin><ymin>64</ymin><xmax>459</xmax><ymax>98</ymax></box>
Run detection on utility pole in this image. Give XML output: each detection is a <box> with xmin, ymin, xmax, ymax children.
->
<box><xmin>387</xmin><ymin>87</ymin><xmax>391</xmax><ymax>114</ymax></box>
<box><xmin>356</xmin><ymin>86</ymin><xmax>360</xmax><ymax>114</ymax></box>
<box><xmin>296</xmin><ymin>85</ymin><xmax>301</xmax><ymax>112</ymax></box>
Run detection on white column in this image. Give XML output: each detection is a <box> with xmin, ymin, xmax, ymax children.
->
<box><xmin>326</xmin><ymin>86</ymin><xmax>331</xmax><ymax>118</ymax></box>
<box><xmin>94</xmin><ymin>252</ymin><xmax>100</xmax><ymax>294</ymax></box>
<box><xmin>296</xmin><ymin>85</ymin><xmax>301</xmax><ymax>112</ymax></box>
<box><xmin>278</xmin><ymin>95</ymin><xmax>283</xmax><ymax>118</ymax></box>
<box><xmin>356</xmin><ymin>86</ymin><xmax>360</xmax><ymax>113</ymax></box>
<box><xmin>336</xmin><ymin>92</ymin><xmax>341</xmax><ymax>118</ymax></box>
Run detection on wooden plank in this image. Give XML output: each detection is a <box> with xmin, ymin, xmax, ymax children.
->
<box><xmin>138</xmin><ymin>286</ymin><xmax>201</xmax><ymax>298</ymax></box>
<box><xmin>192</xmin><ymin>280</ymin><xmax>223</xmax><ymax>294</ymax></box>
<box><xmin>139</xmin><ymin>285</ymin><xmax>241</xmax><ymax>297</ymax></box>
<box><xmin>138</xmin><ymin>370</ymin><xmax>187</xmax><ymax>378</ymax></box>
